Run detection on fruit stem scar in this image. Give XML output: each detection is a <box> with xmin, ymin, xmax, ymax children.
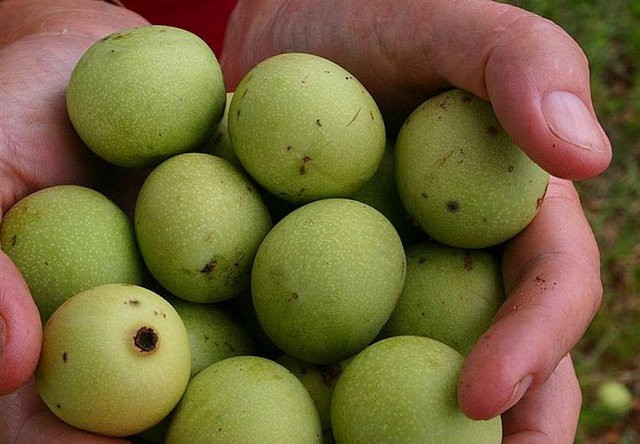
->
<box><xmin>134</xmin><ymin>326</ymin><xmax>159</xmax><ymax>353</ymax></box>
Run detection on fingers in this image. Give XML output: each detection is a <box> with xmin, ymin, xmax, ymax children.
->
<box><xmin>458</xmin><ymin>178</ymin><xmax>601</xmax><ymax>419</ymax></box>
<box><xmin>0</xmin><ymin>252</ymin><xmax>41</xmax><ymax>394</ymax></box>
<box><xmin>421</xmin><ymin>1</ymin><xmax>612</xmax><ymax>179</ymax></box>
<box><xmin>502</xmin><ymin>355</ymin><xmax>582</xmax><ymax>444</ymax></box>
<box><xmin>0</xmin><ymin>378</ymin><xmax>129</xmax><ymax>444</ymax></box>
<box><xmin>221</xmin><ymin>0</ymin><xmax>611</xmax><ymax>180</ymax></box>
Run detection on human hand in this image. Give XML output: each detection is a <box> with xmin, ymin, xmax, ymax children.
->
<box><xmin>0</xmin><ymin>0</ymin><xmax>147</xmax><ymax>441</ymax></box>
<box><xmin>221</xmin><ymin>1</ymin><xmax>609</xmax><ymax>442</ymax></box>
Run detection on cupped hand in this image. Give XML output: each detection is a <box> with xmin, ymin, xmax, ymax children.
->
<box><xmin>0</xmin><ymin>0</ymin><xmax>148</xmax><ymax>441</ymax></box>
<box><xmin>221</xmin><ymin>1</ymin><xmax>608</xmax><ymax>442</ymax></box>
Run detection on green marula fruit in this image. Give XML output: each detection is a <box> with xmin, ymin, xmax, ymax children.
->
<box><xmin>165</xmin><ymin>356</ymin><xmax>322</xmax><ymax>443</ymax></box>
<box><xmin>595</xmin><ymin>381</ymin><xmax>634</xmax><ymax>418</ymax></box>
<box><xmin>228</xmin><ymin>52</ymin><xmax>386</xmax><ymax>203</ymax></box>
<box><xmin>36</xmin><ymin>283</ymin><xmax>191</xmax><ymax>437</ymax></box>
<box><xmin>0</xmin><ymin>185</ymin><xmax>143</xmax><ymax>322</ymax></box>
<box><xmin>66</xmin><ymin>25</ymin><xmax>226</xmax><ymax>168</ymax></box>
<box><xmin>381</xmin><ymin>241</ymin><xmax>504</xmax><ymax>355</ymax></box>
<box><xmin>277</xmin><ymin>353</ymin><xmax>347</xmax><ymax>440</ymax></box>
<box><xmin>251</xmin><ymin>198</ymin><xmax>406</xmax><ymax>365</ymax></box>
<box><xmin>135</xmin><ymin>152</ymin><xmax>272</xmax><ymax>303</ymax></box>
<box><xmin>395</xmin><ymin>88</ymin><xmax>549</xmax><ymax>248</ymax></box>
<box><xmin>203</xmin><ymin>92</ymin><xmax>243</xmax><ymax>168</ymax></box>
<box><xmin>168</xmin><ymin>296</ymin><xmax>255</xmax><ymax>378</ymax></box>
<box><xmin>331</xmin><ymin>335</ymin><xmax>502</xmax><ymax>444</ymax></box>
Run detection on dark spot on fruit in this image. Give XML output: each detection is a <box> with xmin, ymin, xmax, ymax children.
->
<box><xmin>56</xmin><ymin>404</ymin><xmax>62</xmax><ymax>409</ymax></box>
<box><xmin>236</xmin><ymin>108</ymin><xmax>241</xmax><ymax>118</ymax></box>
<box><xmin>461</xmin><ymin>95</ymin><xmax>473</xmax><ymax>103</ymax></box>
<box><xmin>324</xmin><ymin>70</ymin><xmax>331</xmax><ymax>73</ymax></box>
<box><xmin>286</xmin><ymin>145</ymin><xmax>292</xmax><ymax>151</ymax></box>
<box><xmin>464</xmin><ymin>253</ymin><xmax>474</xmax><ymax>271</ymax></box>
<box><xmin>508</xmin><ymin>165</ymin><xmax>514</xmax><ymax>172</ymax></box>
<box><xmin>446</xmin><ymin>201</ymin><xmax>459</xmax><ymax>212</ymax></box>
<box><xmin>316</xmin><ymin>119</ymin><xmax>322</xmax><ymax>127</ymax></box>
<box><xmin>370</xmin><ymin>109</ymin><xmax>375</xmax><ymax>120</ymax></box>
<box><xmin>487</xmin><ymin>126</ymin><xmax>499</xmax><ymax>135</ymax></box>
<box><xmin>297</xmin><ymin>188</ymin><xmax>305</xmax><ymax>196</ymax></box>
<box><xmin>201</xmin><ymin>259</ymin><xmax>218</xmax><ymax>273</ymax></box>
<box><xmin>346</xmin><ymin>108</ymin><xmax>361</xmax><ymax>126</ymax></box>
<box><xmin>241</xmin><ymin>88</ymin><xmax>249</xmax><ymax>99</ymax></box>
<box><xmin>421</xmin><ymin>192</ymin><xmax>428</xmax><ymax>199</ymax></box>
<box><xmin>126</xmin><ymin>299</ymin><xmax>140</xmax><ymax>306</ymax></box>
<box><xmin>203</xmin><ymin>333</ymin><xmax>209</xmax><ymax>341</ymax></box>
<box><xmin>210</xmin><ymin>132</ymin><xmax>223</xmax><ymax>146</ymax></box>
<box><xmin>134</xmin><ymin>326</ymin><xmax>158</xmax><ymax>353</ymax></box>
<box><xmin>44</xmin><ymin>261</ymin><xmax>50</xmax><ymax>267</ymax></box>
<box><xmin>11</xmin><ymin>234</ymin><xmax>16</xmax><ymax>246</ymax></box>
<box><xmin>218</xmin><ymin>427</ymin><xmax>223</xmax><ymax>432</ymax></box>
<box><xmin>224</xmin><ymin>341</ymin><xmax>236</xmax><ymax>353</ymax></box>
<box><xmin>288</xmin><ymin>291</ymin><xmax>299</xmax><ymax>302</ymax></box>
<box><xmin>439</xmin><ymin>98</ymin><xmax>449</xmax><ymax>109</ymax></box>
<box><xmin>421</xmin><ymin>312</ymin><xmax>426</xmax><ymax>317</ymax></box>
<box><xmin>417</xmin><ymin>256</ymin><xmax>426</xmax><ymax>264</ymax></box>
<box><xmin>62</xmin><ymin>352</ymin><xmax>68</xmax><ymax>363</ymax></box>
<box><xmin>320</xmin><ymin>362</ymin><xmax>343</xmax><ymax>385</ymax></box>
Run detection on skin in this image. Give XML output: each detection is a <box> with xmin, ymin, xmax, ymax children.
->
<box><xmin>0</xmin><ymin>0</ymin><xmax>610</xmax><ymax>442</ymax></box>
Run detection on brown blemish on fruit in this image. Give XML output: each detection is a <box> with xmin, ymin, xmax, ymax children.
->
<box><xmin>56</xmin><ymin>403</ymin><xmax>62</xmax><ymax>409</ymax></box>
<box><xmin>421</xmin><ymin>192</ymin><xmax>428</xmax><ymax>199</ymax></box>
<box><xmin>125</xmin><ymin>299</ymin><xmax>140</xmax><ymax>306</ymax></box>
<box><xmin>508</xmin><ymin>165</ymin><xmax>514</xmax><ymax>172</ymax></box>
<box><xmin>346</xmin><ymin>108</ymin><xmax>361</xmax><ymax>126</ymax></box>
<box><xmin>299</xmin><ymin>155</ymin><xmax>312</xmax><ymax>175</ymax></box>
<box><xmin>62</xmin><ymin>352</ymin><xmax>68</xmax><ymax>363</ymax></box>
<box><xmin>461</xmin><ymin>95</ymin><xmax>473</xmax><ymax>103</ymax></box>
<box><xmin>288</xmin><ymin>291</ymin><xmax>299</xmax><ymax>302</ymax></box>
<box><xmin>201</xmin><ymin>259</ymin><xmax>218</xmax><ymax>273</ymax></box>
<box><xmin>320</xmin><ymin>362</ymin><xmax>344</xmax><ymax>385</ymax></box>
<box><xmin>11</xmin><ymin>234</ymin><xmax>17</xmax><ymax>246</ymax></box>
<box><xmin>446</xmin><ymin>201</ymin><xmax>459</xmax><ymax>212</ymax></box>
<box><xmin>417</xmin><ymin>256</ymin><xmax>427</xmax><ymax>264</ymax></box>
<box><xmin>134</xmin><ymin>326</ymin><xmax>158</xmax><ymax>353</ymax></box>
<box><xmin>316</xmin><ymin>119</ymin><xmax>322</xmax><ymax>127</ymax></box>
<box><xmin>487</xmin><ymin>126</ymin><xmax>499</xmax><ymax>135</ymax></box>
<box><xmin>464</xmin><ymin>253</ymin><xmax>474</xmax><ymax>271</ymax></box>
<box><xmin>436</xmin><ymin>149</ymin><xmax>455</xmax><ymax>167</ymax></box>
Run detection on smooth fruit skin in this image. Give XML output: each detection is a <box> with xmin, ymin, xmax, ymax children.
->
<box><xmin>251</xmin><ymin>198</ymin><xmax>406</xmax><ymax>364</ymax></box>
<box><xmin>228</xmin><ymin>52</ymin><xmax>386</xmax><ymax>203</ymax></box>
<box><xmin>395</xmin><ymin>88</ymin><xmax>550</xmax><ymax>248</ymax></box>
<box><xmin>135</xmin><ymin>153</ymin><xmax>272</xmax><ymax>303</ymax></box>
<box><xmin>66</xmin><ymin>25</ymin><xmax>226</xmax><ymax>168</ymax></box>
<box><xmin>595</xmin><ymin>381</ymin><xmax>634</xmax><ymax>418</ymax></box>
<box><xmin>165</xmin><ymin>356</ymin><xmax>322</xmax><ymax>444</ymax></box>
<box><xmin>381</xmin><ymin>241</ymin><xmax>504</xmax><ymax>355</ymax></box>
<box><xmin>0</xmin><ymin>185</ymin><xmax>144</xmax><ymax>322</ymax></box>
<box><xmin>35</xmin><ymin>284</ymin><xmax>191</xmax><ymax>437</ymax></box>
<box><xmin>331</xmin><ymin>335</ymin><xmax>502</xmax><ymax>444</ymax></box>
<box><xmin>168</xmin><ymin>297</ymin><xmax>255</xmax><ymax>378</ymax></box>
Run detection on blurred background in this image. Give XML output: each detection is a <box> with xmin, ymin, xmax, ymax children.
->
<box><xmin>506</xmin><ymin>1</ymin><xmax>639</xmax><ymax>442</ymax></box>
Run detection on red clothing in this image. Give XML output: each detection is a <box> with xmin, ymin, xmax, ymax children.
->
<box><xmin>122</xmin><ymin>0</ymin><xmax>238</xmax><ymax>56</ymax></box>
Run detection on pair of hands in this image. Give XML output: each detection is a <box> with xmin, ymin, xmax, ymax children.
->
<box><xmin>0</xmin><ymin>0</ymin><xmax>611</xmax><ymax>442</ymax></box>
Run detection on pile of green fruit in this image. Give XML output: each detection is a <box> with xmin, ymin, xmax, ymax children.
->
<box><xmin>0</xmin><ymin>25</ymin><xmax>550</xmax><ymax>443</ymax></box>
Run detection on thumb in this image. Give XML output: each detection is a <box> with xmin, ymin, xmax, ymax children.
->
<box><xmin>0</xmin><ymin>251</ymin><xmax>42</xmax><ymax>394</ymax></box>
<box><xmin>415</xmin><ymin>1</ymin><xmax>612</xmax><ymax>180</ymax></box>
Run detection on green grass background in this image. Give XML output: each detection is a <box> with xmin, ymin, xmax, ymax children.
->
<box><xmin>505</xmin><ymin>1</ymin><xmax>640</xmax><ymax>442</ymax></box>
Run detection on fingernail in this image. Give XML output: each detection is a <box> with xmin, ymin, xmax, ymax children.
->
<box><xmin>501</xmin><ymin>374</ymin><xmax>533</xmax><ymax>413</ymax></box>
<box><xmin>541</xmin><ymin>91</ymin><xmax>607</xmax><ymax>152</ymax></box>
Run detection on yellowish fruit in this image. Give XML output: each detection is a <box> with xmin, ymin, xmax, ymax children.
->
<box><xmin>36</xmin><ymin>284</ymin><xmax>191</xmax><ymax>436</ymax></box>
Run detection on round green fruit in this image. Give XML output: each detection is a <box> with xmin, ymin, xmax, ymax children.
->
<box><xmin>165</xmin><ymin>356</ymin><xmax>322</xmax><ymax>443</ymax></box>
<box><xmin>168</xmin><ymin>297</ymin><xmax>255</xmax><ymax>378</ymax></box>
<box><xmin>35</xmin><ymin>283</ymin><xmax>191</xmax><ymax>437</ymax></box>
<box><xmin>66</xmin><ymin>25</ymin><xmax>226</xmax><ymax>168</ymax></box>
<box><xmin>135</xmin><ymin>153</ymin><xmax>272</xmax><ymax>303</ymax></box>
<box><xmin>203</xmin><ymin>92</ymin><xmax>243</xmax><ymax>168</ymax></box>
<box><xmin>331</xmin><ymin>335</ymin><xmax>502</xmax><ymax>444</ymax></box>
<box><xmin>228</xmin><ymin>52</ymin><xmax>386</xmax><ymax>203</ymax></box>
<box><xmin>395</xmin><ymin>88</ymin><xmax>549</xmax><ymax>248</ymax></box>
<box><xmin>381</xmin><ymin>241</ymin><xmax>504</xmax><ymax>355</ymax></box>
<box><xmin>0</xmin><ymin>185</ymin><xmax>144</xmax><ymax>322</ymax></box>
<box><xmin>251</xmin><ymin>198</ymin><xmax>406</xmax><ymax>364</ymax></box>
<box><xmin>595</xmin><ymin>381</ymin><xmax>634</xmax><ymax>418</ymax></box>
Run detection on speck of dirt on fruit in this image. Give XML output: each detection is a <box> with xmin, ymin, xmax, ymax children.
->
<box><xmin>134</xmin><ymin>326</ymin><xmax>159</xmax><ymax>353</ymax></box>
<box><xmin>201</xmin><ymin>259</ymin><xmax>217</xmax><ymax>274</ymax></box>
<box><xmin>346</xmin><ymin>108</ymin><xmax>361</xmax><ymax>126</ymax></box>
<box><xmin>288</xmin><ymin>291</ymin><xmax>300</xmax><ymax>303</ymax></box>
<box><xmin>446</xmin><ymin>201</ymin><xmax>460</xmax><ymax>212</ymax></box>
<box><xmin>508</xmin><ymin>165</ymin><xmax>515</xmax><ymax>172</ymax></box>
<box><xmin>62</xmin><ymin>352</ymin><xmax>68</xmax><ymax>363</ymax></box>
<box><xmin>464</xmin><ymin>254</ymin><xmax>474</xmax><ymax>271</ymax></box>
<box><xmin>316</xmin><ymin>119</ymin><xmax>322</xmax><ymax>127</ymax></box>
<box><xmin>11</xmin><ymin>235</ymin><xmax>17</xmax><ymax>246</ymax></box>
<box><xmin>125</xmin><ymin>299</ymin><xmax>140</xmax><ymax>306</ymax></box>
